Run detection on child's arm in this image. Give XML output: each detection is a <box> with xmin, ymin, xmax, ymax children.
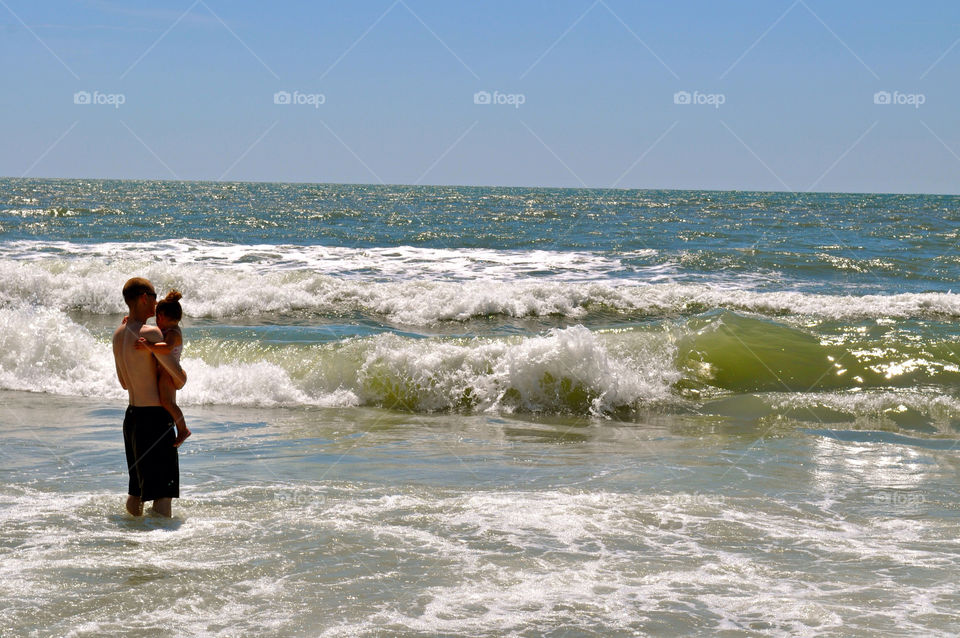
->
<box><xmin>136</xmin><ymin>337</ymin><xmax>177</xmax><ymax>356</ymax></box>
<box><xmin>135</xmin><ymin>329</ymin><xmax>181</xmax><ymax>355</ymax></box>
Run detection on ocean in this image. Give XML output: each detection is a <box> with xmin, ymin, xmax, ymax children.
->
<box><xmin>2</xmin><ymin>178</ymin><xmax>959</xmax><ymax>636</ymax></box>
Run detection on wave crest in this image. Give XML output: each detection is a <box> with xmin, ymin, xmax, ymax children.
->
<box><xmin>3</xmin><ymin>256</ymin><xmax>960</xmax><ymax>325</ymax></box>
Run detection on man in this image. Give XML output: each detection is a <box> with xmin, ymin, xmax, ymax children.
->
<box><xmin>112</xmin><ymin>277</ymin><xmax>187</xmax><ymax>517</ymax></box>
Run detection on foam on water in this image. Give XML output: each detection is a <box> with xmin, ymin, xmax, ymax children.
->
<box><xmin>271</xmin><ymin>487</ymin><xmax>960</xmax><ymax>636</ymax></box>
<box><xmin>0</xmin><ymin>239</ymin><xmax>638</xmax><ymax>282</ymax></box>
<box><xmin>3</xmin><ymin>249</ymin><xmax>960</xmax><ymax>324</ymax></box>
<box><xmin>342</xmin><ymin>325</ymin><xmax>677</xmax><ymax>413</ymax></box>
<box><xmin>1</xmin><ymin>486</ymin><xmax>307</xmax><ymax>637</ymax></box>
<box><xmin>768</xmin><ymin>389</ymin><xmax>960</xmax><ymax>427</ymax></box>
<box><xmin>3</xmin><ymin>304</ymin><xmax>959</xmax><ymax>422</ymax></box>
<box><xmin>0</xmin><ymin>304</ymin><xmax>119</xmax><ymax>398</ymax></box>
<box><xmin>13</xmin><ymin>482</ymin><xmax>951</xmax><ymax>637</ymax></box>
<box><xmin>0</xmin><ymin>305</ymin><xmax>676</xmax><ymax>413</ymax></box>
<box><xmin>4</xmin><ymin>400</ymin><xmax>960</xmax><ymax>636</ymax></box>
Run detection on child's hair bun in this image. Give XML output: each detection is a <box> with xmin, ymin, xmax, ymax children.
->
<box><xmin>157</xmin><ymin>289</ymin><xmax>184</xmax><ymax>321</ymax></box>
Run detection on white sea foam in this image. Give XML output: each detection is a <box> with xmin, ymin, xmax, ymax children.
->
<box><xmin>315</xmin><ymin>488</ymin><xmax>957</xmax><ymax>637</ymax></box>
<box><xmin>0</xmin><ymin>304</ymin><xmax>120</xmax><ymax>398</ymax></box>
<box><xmin>3</xmin><ymin>303</ymin><xmax>959</xmax><ymax>417</ymax></box>
<box><xmin>339</xmin><ymin>324</ymin><xmax>678</xmax><ymax>413</ymax></box>
<box><xmin>4</xmin><ymin>466</ymin><xmax>959</xmax><ymax>635</ymax></box>
<box><xmin>2</xmin><ymin>249</ymin><xmax>959</xmax><ymax>324</ymax></box>
<box><xmin>0</xmin><ymin>305</ymin><xmax>675</xmax><ymax>412</ymax></box>
<box><xmin>0</xmin><ymin>239</ymin><xmax>641</xmax><ymax>282</ymax></box>
<box><xmin>1</xmin><ymin>485</ymin><xmax>305</xmax><ymax>637</ymax></box>
<box><xmin>767</xmin><ymin>390</ymin><xmax>960</xmax><ymax>431</ymax></box>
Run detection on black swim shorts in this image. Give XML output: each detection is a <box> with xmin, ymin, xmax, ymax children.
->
<box><xmin>123</xmin><ymin>406</ymin><xmax>179</xmax><ymax>501</ymax></box>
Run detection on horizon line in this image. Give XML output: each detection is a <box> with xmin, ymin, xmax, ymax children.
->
<box><xmin>2</xmin><ymin>174</ymin><xmax>958</xmax><ymax>198</ymax></box>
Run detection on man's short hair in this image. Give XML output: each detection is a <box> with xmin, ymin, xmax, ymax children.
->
<box><xmin>122</xmin><ymin>277</ymin><xmax>154</xmax><ymax>305</ymax></box>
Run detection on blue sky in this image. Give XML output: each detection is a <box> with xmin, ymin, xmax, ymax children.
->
<box><xmin>1</xmin><ymin>0</ymin><xmax>959</xmax><ymax>193</ymax></box>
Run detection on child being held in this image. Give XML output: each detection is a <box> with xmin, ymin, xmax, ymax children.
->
<box><xmin>137</xmin><ymin>290</ymin><xmax>192</xmax><ymax>447</ymax></box>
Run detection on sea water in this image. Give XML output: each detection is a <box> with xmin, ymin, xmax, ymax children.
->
<box><xmin>2</xmin><ymin>179</ymin><xmax>959</xmax><ymax>636</ymax></box>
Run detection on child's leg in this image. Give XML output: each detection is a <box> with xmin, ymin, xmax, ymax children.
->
<box><xmin>159</xmin><ymin>371</ymin><xmax>191</xmax><ymax>447</ymax></box>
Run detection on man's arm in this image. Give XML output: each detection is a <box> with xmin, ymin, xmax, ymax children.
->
<box><xmin>112</xmin><ymin>329</ymin><xmax>128</xmax><ymax>389</ymax></box>
<box><xmin>115</xmin><ymin>362</ymin><xmax>128</xmax><ymax>389</ymax></box>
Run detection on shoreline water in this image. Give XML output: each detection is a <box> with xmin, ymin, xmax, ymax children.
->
<box><xmin>4</xmin><ymin>389</ymin><xmax>960</xmax><ymax>636</ymax></box>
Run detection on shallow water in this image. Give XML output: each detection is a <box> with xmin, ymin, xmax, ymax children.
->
<box><xmin>4</xmin><ymin>391</ymin><xmax>960</xmax><ymax>636</ymax></box>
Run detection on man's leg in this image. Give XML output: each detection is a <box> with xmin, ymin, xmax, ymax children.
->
<box><xmin>123</xmin><ymin>408</ymin><xmax>143</xmax><ymax>516</ymax></box>
<box><xmin>138</xmin><ymin>408</ymin><xmax>179</xmax><ymax>518</ymax></box>
<box><xmin>150</xmin><ymin>498</ymin><xmax>172</xmax><ymax>517</ymax></box>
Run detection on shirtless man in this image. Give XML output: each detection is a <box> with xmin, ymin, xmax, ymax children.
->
<box><xmin>112</xmin><ymin>277</ymin><xmax>187</xmax><ymax>518</ymax></box>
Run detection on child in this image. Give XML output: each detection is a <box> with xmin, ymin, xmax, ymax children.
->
<box><xmin>137</xmin><ymin>290</ymin><xmax>192</xmax><ymax>447</ymax></box>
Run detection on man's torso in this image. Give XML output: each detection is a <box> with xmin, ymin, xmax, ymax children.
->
<box><xmin>113</xmin><ymin>321</ymin><xmax>162</xmax><ymax>407</ymax></box>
